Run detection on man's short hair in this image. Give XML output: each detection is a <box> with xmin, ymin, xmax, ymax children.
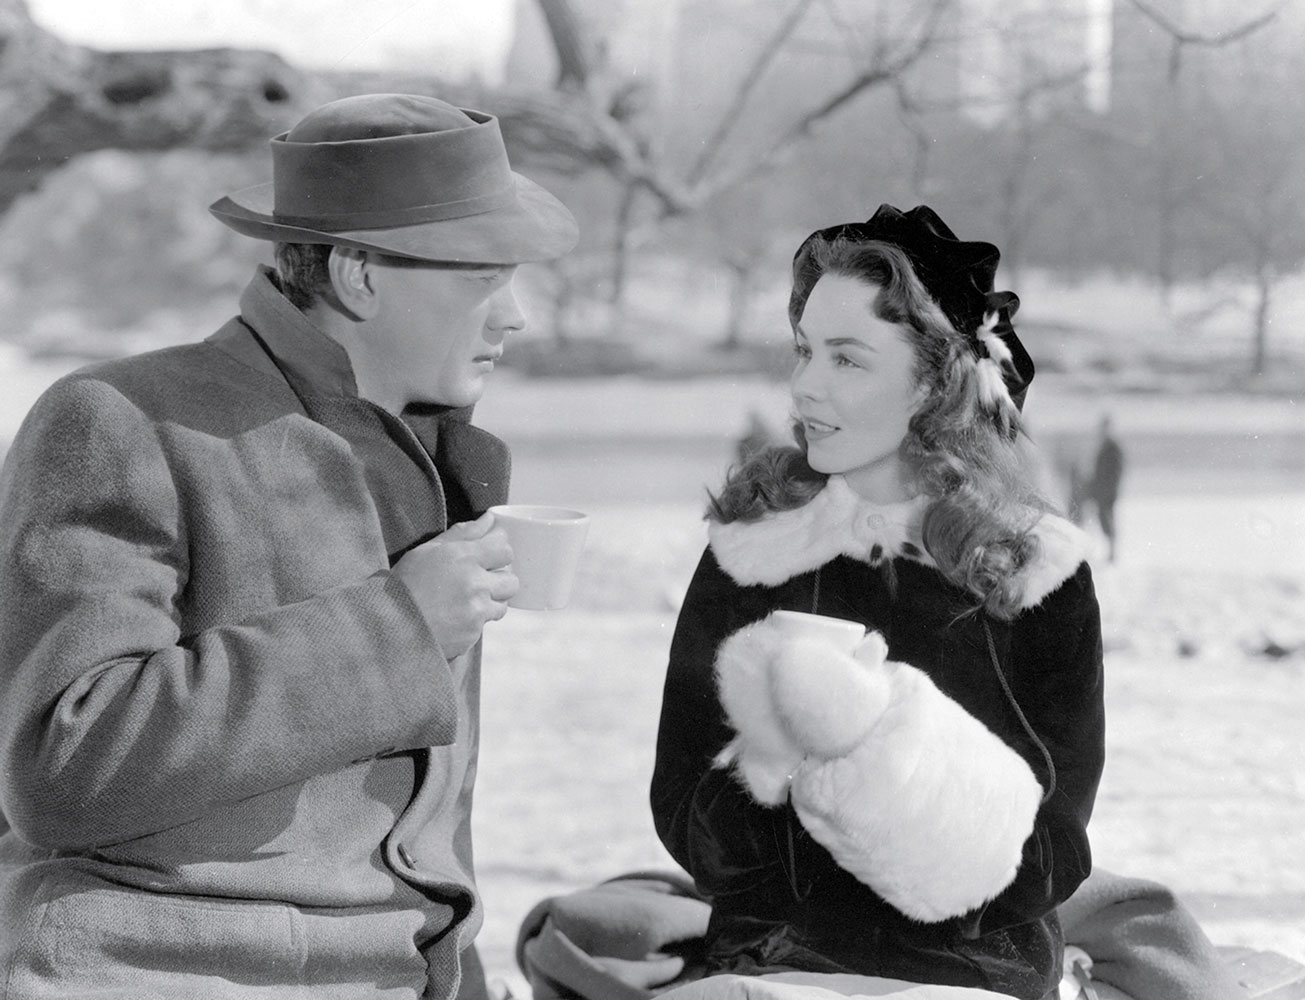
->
<box><xmin>273</xmin><ymin>242</ymin><xmax>333</xmax><ymax>309</ymax></box>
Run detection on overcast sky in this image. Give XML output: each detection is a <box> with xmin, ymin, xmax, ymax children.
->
<box><xmin>27</xmin><ymin>0</ymin><xmax>517</xmax><ymax>78</ymax></box>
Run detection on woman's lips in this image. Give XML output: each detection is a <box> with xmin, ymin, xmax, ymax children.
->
<box><xmin>802</xmin><ymin>417</ymin><xmax>839</xmax><ymax>440</ymax></box>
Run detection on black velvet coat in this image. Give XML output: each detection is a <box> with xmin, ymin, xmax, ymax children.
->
<box><xmin>650</xmin><ymin>478</ymin><xmax>1105</xmax><ymax>1000</ymax></box>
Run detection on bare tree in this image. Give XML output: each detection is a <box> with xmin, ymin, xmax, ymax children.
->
<box><xmin>521</xmin><ymin>0</ymin><xmax>955</xmax><ymax>335</ymax></box>
<box><xmin>1113</xmin><ymin>0</ymin><xmax>1290</xmax><ymax>374</ymax></box>
<box><xmin>1188</xmin><ymin>84</ymin><xmax>1305</xmax><ymax>378</ymax></box>
<box><xmin>1123</xmin><ymin>0</ymin><xmax>1281</xmax><ymax>82</ymax></box>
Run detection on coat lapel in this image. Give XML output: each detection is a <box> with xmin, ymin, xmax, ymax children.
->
<box><xmin>298</xmin><ymin>393</ymin><xmax>449</xmax><ymax>561</ymax></box>
<box><xmin>400</xmin><ymin>405</ymin><xmax>511</xmax><ymax>523</ymax></box>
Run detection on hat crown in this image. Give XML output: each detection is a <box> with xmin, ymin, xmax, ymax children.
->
<box><xmin>268</xmin><ymin>95</ymin><xmax>515</xmax><ymax>232</ymax></box>
<box><xmin>284</xmin><ymin>94</ymin><xmax>475</xmax><ymax>144</ymax></box>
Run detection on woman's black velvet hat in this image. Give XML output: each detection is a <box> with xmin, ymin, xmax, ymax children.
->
<box><xmin>798</xmin><ymin>203</ymin><xmax>1034</xmax><ymax>409</ymax></box>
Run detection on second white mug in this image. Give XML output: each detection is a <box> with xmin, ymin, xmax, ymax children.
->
<box><xmin>770</xmin><ymin>609</ymin><xmax>866</xmax><ymax>652</ymax></box>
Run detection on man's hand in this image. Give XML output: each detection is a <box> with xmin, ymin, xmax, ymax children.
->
<box><xmin>392</xmin><ymin>512</ymin><xmax>518</xmax><ymax>659</ymax></box>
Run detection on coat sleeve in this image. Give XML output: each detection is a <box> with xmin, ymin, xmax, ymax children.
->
<box><xmin>0</xmin><ymin>375</ymin><xmax>459</xmax><ymax>851</ymax></box>
<box><xmin>650</xmin><ymin>547</ymin><xmax>797</xmax><ymax>903</ymax></box>
<box><xmin>972</xmin><ymin>561</ymin><xmax>1106</xmax><ymax>934</ymax></box>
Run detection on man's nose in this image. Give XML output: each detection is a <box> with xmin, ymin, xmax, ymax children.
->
<box><xmin>486</xmin><ymin>285</ymin><xmax>526</xmax><ymax>340</ymax></box>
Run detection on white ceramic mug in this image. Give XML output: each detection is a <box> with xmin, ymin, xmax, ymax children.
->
<box><xmin>488</xmin><ymin>505</ymin><xmax>590</xmax><ymax>610</ymax></box>
<box><xmin>771</xmin><ymin>609</ymin><xmax>866</xmax><ymax>652</ymax></box>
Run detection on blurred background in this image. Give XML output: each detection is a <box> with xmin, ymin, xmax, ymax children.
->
<box><xmin>1</xmin><ymin>0</ymin><xmax>1303</xmax><ymax>991</ymax></box>
<box><xmin>2</xmin><ymin>0</ymin><xmax>1304</xmax><ymax>499</ymax></box>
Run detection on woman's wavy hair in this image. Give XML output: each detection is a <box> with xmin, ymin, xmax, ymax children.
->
<box><xmin>709</xmin><ymin>235</ymin><xmax>1054</xmax><ymax>619</ymax></box>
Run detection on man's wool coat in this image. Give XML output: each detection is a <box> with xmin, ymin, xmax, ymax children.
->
<box><xmin>0</xmin><ymin>268</ymin><xmax>509</xmax><ymax>999</ymax></box>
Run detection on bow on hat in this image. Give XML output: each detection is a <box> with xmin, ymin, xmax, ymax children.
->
<box><xmin>800</xmin><ymin>204</ymin><xmax>1034</xmax><ymax>413</ymax></box>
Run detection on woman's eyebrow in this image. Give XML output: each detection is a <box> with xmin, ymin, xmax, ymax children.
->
<box><xmin>793</xmin><ymin>328</ymin><xmax>875</xmax><ymax>351</ymax></box>
<box><xmin>825</xmin><ymin>336</ymin><xmax>877</xmax><ymax>351</ymax></box>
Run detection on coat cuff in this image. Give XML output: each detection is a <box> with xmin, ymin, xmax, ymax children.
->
<box><xmin>789</xmin><ymin>660</ymin><xmax>1043</xmax><ymax>923</ymax></box>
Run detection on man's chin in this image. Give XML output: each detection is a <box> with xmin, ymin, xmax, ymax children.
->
<box><xmin>409</xmin><ymin>375</ymin><xmax>489</xmax><ymax>410</ymax></box>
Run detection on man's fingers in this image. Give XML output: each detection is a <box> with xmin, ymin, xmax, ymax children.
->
<box><xmin>474</xmin><ymin>529</ymin><xmax>515</xmax><ymax>571</ymax></box>
<box><xmin>487</xmin><ymin>568</ymin><xmax>519</xmax><ymax>602</ymax></box>
<box><xmin>440</xmin><ymin>511</ymin><xmax>496</xmax><ymax>541</ymax></box>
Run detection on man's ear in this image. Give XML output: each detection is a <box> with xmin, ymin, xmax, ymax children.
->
<box><xmin>328</xmin><ymin>247</ymin><xmax>380</xmax><ymax>319</ymax></box>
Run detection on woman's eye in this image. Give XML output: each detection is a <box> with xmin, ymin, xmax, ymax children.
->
<box><xmin>834</xmin><ymin>353</ymin><xmax>861</xmax><ymax>369</ymax></box>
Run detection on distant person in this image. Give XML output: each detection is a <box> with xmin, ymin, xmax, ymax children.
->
<box><xmin>734</xmin><ymin>408</ymin><xmax>779</xmax><ymax>464</ymax></box>
<box><xmin>1066</xmin><ymin>460</ymin><xmax>1089</xmax><ymax>525</ymax></box>
<box><xmin>1088</xmin><ymin>414</ymin><xmax>1125</xmax><ymax>562</ymax></box>
<box><xmin>0</xmin><ymin>94</ymin><xmax>577</xmax><ymax>999</ymax></box>
<box><xmin>651</xmin><ymin>204</ymin><xmax>1104</xmax><ymax>999</ymax></box>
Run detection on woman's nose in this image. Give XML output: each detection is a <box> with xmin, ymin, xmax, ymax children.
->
<box><xmin>791</xmin><ymin>359</ymin><xmax>824</xmax><ymax>402</ymax></box>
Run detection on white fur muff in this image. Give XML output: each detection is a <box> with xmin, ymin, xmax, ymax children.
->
<box><xmin>714</xmin><ymin>612</ymin><xmax>1043</xmax><ymax>923</ymax></box>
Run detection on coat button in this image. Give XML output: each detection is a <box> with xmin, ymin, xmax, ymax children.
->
<box><xmin>398</xmin><ymin>843</ymin><xmax>418</xmax><ymax>868</ymax></box>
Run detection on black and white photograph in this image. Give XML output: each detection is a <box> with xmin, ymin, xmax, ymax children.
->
<box><xmin>0</xmin><ymin>1</ymin><xmax>1301</xmax><ymax>998</ymax></box>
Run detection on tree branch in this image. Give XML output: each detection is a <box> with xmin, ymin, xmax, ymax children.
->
<box><xmin>534</xmin><ymin>0</ymin><xmax>594</xmax><ymax>92</ymax></box>
<box><xmin>685</xmin><ymin>0</ymin><xmax>817</xmax><ymax>186</ymax></box>
<box><xmin>1123</xmin><ymin>0</ymin><xmax>1280</xmax><ymax>82</ymax></box>
<box><xmin>1125</xmin><ymin>0</ymin><xmax>1279</xmax><ymax>46</ymax></box>
<box><xmin>682</xmin><ymin>0</ymin><xmax>952</xmax><ymax>210</ymax></box>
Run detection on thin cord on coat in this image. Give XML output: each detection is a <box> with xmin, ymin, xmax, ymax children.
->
<box><xmin>983</xmin><ymin>619</ymin><xmax>1057</xmax><ymax>806</ymax></box>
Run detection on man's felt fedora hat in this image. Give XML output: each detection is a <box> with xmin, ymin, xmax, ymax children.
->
<box><xmin>209</xmin><ymin>93</ymin><xmax>578</xmax><ymax>264</ymax></box>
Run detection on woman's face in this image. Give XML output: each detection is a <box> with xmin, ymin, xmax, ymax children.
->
<box><xmin>791</xmin><ymin>274</ymin><xmax>927</xmax><ymax>502</ymax></box>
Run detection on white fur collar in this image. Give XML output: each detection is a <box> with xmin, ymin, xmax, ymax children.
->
<box><xmin>708</xmin><ymin>475</ymin><xmax>1094</xmax><ymax>610</ymax></box>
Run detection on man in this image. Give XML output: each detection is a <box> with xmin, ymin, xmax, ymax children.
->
<box><xmin>1088</xmin><ymin>414</ymin><xmax>1125</xmax><ymax>562</ymax></box>
<box><xmin>0</xmin><ymin>93</ymin><xmax>577</xmax><ymax>999</ymax></box>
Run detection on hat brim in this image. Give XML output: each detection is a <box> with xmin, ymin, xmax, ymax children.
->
<box><xmin>210</xmin><ymin>172</ymin><xmax>578</xmax><ymax>265</ymax></box>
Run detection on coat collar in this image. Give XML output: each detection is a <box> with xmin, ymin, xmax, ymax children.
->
<box><xmin>708</xmin><ymin>475</ymin><xmax>1094</xmax><ymax>610</ymax></box>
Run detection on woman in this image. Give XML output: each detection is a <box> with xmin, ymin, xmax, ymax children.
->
<box><xmin>650</xmin><ymin>204</ymin><xmax>1105</xmax><ymax>1000</ymax></box>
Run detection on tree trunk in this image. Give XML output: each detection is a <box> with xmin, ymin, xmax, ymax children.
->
<box><xmin>535</xmin><ymin>0</ymin><xmax>593</xmax><ymax>92</ymax></box>
<box><xmin>539</xmin><ymin>259</ymin><xmax>575</xmax><ymax>344</ymax></box>
<box><xmin>0</xmin><ymin>0</ymin><xmax>342</xmax><ymax>215</ymax></box>
<box><xmin>722</xmin><ymin>259</ymin><xmax>752</xmax><ymax>350</ymax></box>
<box><xmin>608</xmin><ymin>180</ymin><xmax>639</xmax><ymax>335</ymax></box>
<box><xmin>1252</xmin><ymin>265</ymin><xmax>1271</xmax><ymax>377</ymax></box>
